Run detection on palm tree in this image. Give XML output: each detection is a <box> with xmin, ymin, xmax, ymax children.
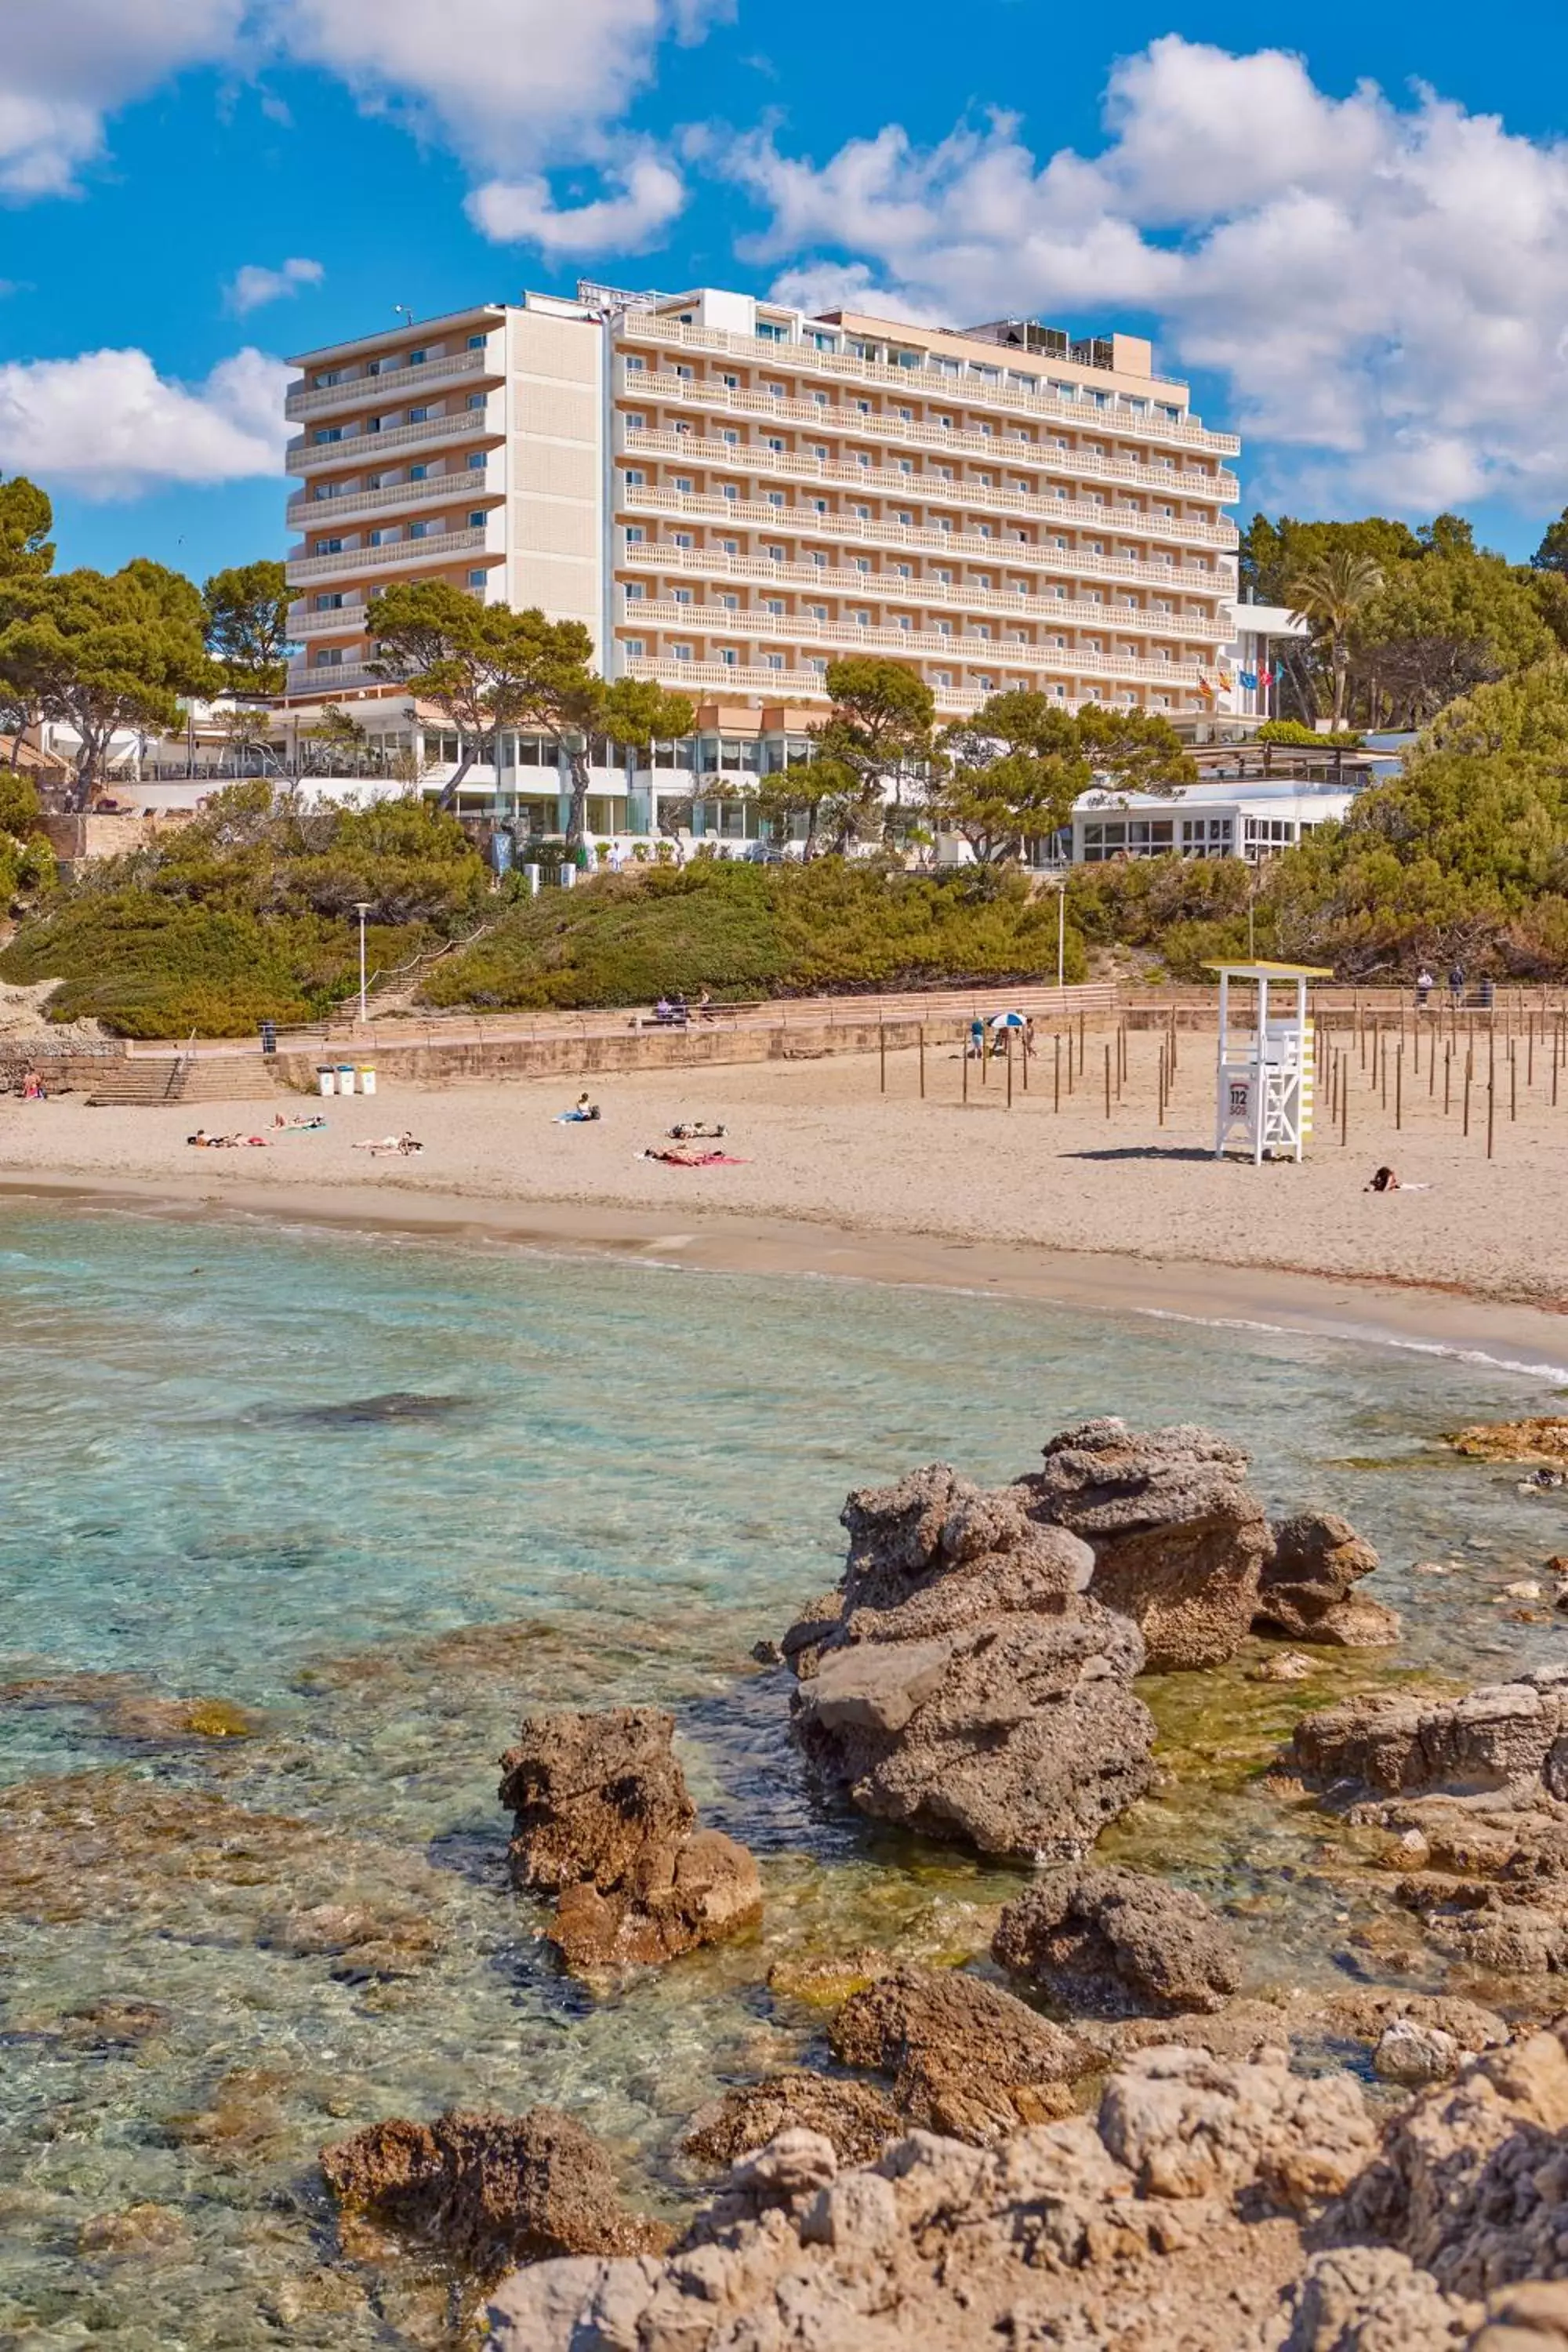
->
<box><xmin>1283</xmin><ymin>549</ymin><xmax>1385</xmax><ymax>731</ymax></box>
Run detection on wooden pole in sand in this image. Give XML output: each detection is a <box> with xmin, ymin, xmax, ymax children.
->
<box><xmin>1104</xmin><ymin>1041</ymin><xmax>1112</xmax><ymax>1120</ymax></box>
<box><xmin>1380</xmin><ymin>1030</ymin><xmax>1388</xmax><ymax>1109</ymax></box>
<box><xmin>879</xmin><ymin>1017</ymin><xmax>887</xmax><ymax>1094</ymax></box>
<box><xmin>962</xmin><ymin>1037</ymin><xmax>969</xmax><ymax>1105</ymax></box>
<box><xmin>1529</xmin><ymin>1016</ymin><xmax>1535</xmax><ymax>1090</ymax></box>
<box><xmin>1464</xmin><ymin>1060</ymin><xmax>1472</xmax><ymax>1138</ymax></box>
<box><xmin>1078</xmin><ymin>1010</ymin><xmax>1086</xmax><ymax>1078</ymax></box>
<box><xmin>1555</xmin><ymin>1017</ymin><xmax>1561</xmax><ymax>1109</ymax></box>
<box><xmin>1428</xmin><ymin>1029</ymin><xmax>1437</xmax><ymax>1097</ymax></box>
<box><xmin>918</xmin><ymin>1024</ymin><xmax>926</xmax><ymax>1100</ymax></box>
<box><xmin>1021</xmin><ymin>1022</ymin><xmax>1029</xmax><ymax>1094</ymax></box>
<box><xmin>1158</xmin><ymin>1043</ymin><xmax>1166</xmax><ymax>1127</ymax></box>
<box><xmin>1006</xmin><ymin>1028</ymin><xmax>1014</xmax><ymax>1110</ymax></box>
<box><xmin>1341</xmin><ymin>1057</ymin><xmax>1349</xmax><ymax>1147</ymax></box>
<box><xmin>1488</xmin><ymin>1073</ymin><xmax>1496</xmax><ymax>1160</ymax></box>
<box><xmin>1396</xmin><ymin>1042</ymin><xmax>1403</xmax><ymax>1131</ymax></box>
<box><xmin>1511</xmin><ymin>1044</ymin><xmax>1517</xmax><ymax>1124</ymax></box>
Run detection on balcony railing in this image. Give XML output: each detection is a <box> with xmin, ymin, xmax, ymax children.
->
<box><xmin>622</xmin><ymin>430</ymin><xmax>1236</xmax><ymax>550</ymax></box>
<box><xmin>629</xmin><ymin>600</ymin><xmax>1205</xmax><ymax>688</ymax></box>
<box><xmin>285</xmin><ymin>348</ymin><xmax>494</xmax><ymax>423</ymax></box>
<box><xmin>287</xmin><ymin>409</ymin><xmax>501</xmax><ymax>471</ymax></box>
<box><xmin>289</xmin><ymin>606</ymin><xmax>371</xmax><ymax>639</ymax></box>
<box><xmin>623</xmin><ymin>373</ymin><xmax>1240</xmax><ymax>500</ymax></box>
<box><xmin>287</xmin><ymin>527</ymin><xmax>491</xmax><ymax>586</ymax></box>
<box><xmin>288</xmin><ymin>470</ymin><xmax>495</xmax><ymax>532</ymax></box>
<box><xmin>620</xmin><ymin>655</ymin><xmax>1161</xmax><ymax>720</ymax></box>
<box><xmin>619</xmin><ymin>488</ymin><xmax>1237</xmax><ymax>586</ymax></box>
<box><xmin>617</xmin><ymin>312</ymin><xmax>1240</xmax><ymax>456</ymax></box>
<box><xmin>619</xmin><ymin>554</ymin><xmax>1227</xmax><ymax>643</ymax></box>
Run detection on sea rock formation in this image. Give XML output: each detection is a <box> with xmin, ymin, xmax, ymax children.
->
<box><xmin>321</xmin><ymin>2107</ymin><xmax>670</xmax><ymax>2283</ymax></box>
<box><xmin>785</xmin><ymin>1462</ymin><xmax>1158</xmax><ymax>1861</ymax></box>
<box><xmin>1254</xmin><ymin>1513</ymin><xmax>1400</xmax><ymax>1648</ymax></box>
<box><xmin>1289</xmin><ymin>1669</ymin><xmax>1568</xmax><ymax>1802</ymax></box>
<box><xmin>1445</xmin><ymin>1417</ymin><xmax>1568</xmax><ymax>1468</ymax></box>
<box><xmin>485</xmin><ymin>2042</ymin><xmax>1377</xmax><ymax>2351</ymax></box>
<box><xmin>1024</xmin><ymin>1419</ymin><xmax>1276</xmax><ymax>1671</ymax></box>
<box><xmin>826</xmin><ymin>1964</ymin><xmax>1092</xmax><ymax>2142</ymax></box>
<box><xmin>682</xmin><ymin>2073</ymin><xmax>902</xmax><ymax>2170</ymax></box>
<box><xmin>497</xmin><ymin>1708</ymin><xmax>762</xmax><ymax>1973</ymax></box>
<box><xmin>992</xmin><ymin>1864</ymin><xmax>1243</xmax><ymax>2019</ymax></box>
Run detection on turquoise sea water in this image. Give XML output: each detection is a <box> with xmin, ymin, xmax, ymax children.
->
<box><xmin>1</xmin><ymin>1203</ymin><xmax>1565</xmax><ymax>2348</ymax></box>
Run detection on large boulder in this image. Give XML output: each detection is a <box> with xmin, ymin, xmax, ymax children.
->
<box><xmin>993</xmin><ymin>1865</ymin><xmax>1243</xmax><ymax>2019</ymax></box>
<box><xmin>1445</xmin><ymin>1418</ymin><xmax>1568</xmax><ymax>1468</ymax></box>
<box><xmin>682</xmin><ymin>2074</ymin><xmax>902</xmax><ymax>2170</ymax></box>
<box><xmin>826</xmin><ymin>1964</ymin><xmax>1092</xmax><ymax>2143</ymax></box>
<box><xmin>320</xmin><ymin>2107</ymin><xmax>668</xmax><ymax>2282</ymax></box>
<box><xmin>497</xmin><ymin>1708</ymin><xmax>760</xmax><ymax>1974</ymax></box>
<box><xmin>793</xmin><ymin>1608</ymin><xmax>1155</xmax><ymax>1863</ymax></box>
<box><xmin>1022</xmin><ymin>1419</ymin><xmax>1276</xmax><ymax>1671</ymax></box>
<box><xmin>1256</xmin><ymin>1514</ymin><xmax>1400</xmax><ymax>1648</ymax></box>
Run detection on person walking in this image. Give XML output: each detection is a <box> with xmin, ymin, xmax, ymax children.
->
<box><xmin>1448</xmin><ymin>961</ymin><xmax>1465</xmax><ymax>1007</ymax></box>
<box><xmin>1415</xmin><ymin>967</ymin><xmax>1433</xmax><ymax>1011</ymax></box>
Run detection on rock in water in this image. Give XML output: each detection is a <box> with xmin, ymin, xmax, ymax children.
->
<box><xmin>1288</xmin><ymin>1668</ymin><xmax>1568</xmax><ymax>1802</ymax></box>
<box><xmin>826</xmin><ymin>1964</ymin><xmax>1091</xmax><ymax>2142</ymax></box>
<box><xmin>682</xmin><ymin>2074</ymin><xmax>902</xmax><ymax>2170</ymax></box>
<box><xmin>1444</xmin><ymin>1417</ymin><xmax>1568</xmax><ymax>1468</ymax></box>
<box><xmin>992</xmin><ymin>1865</ymin><xmax>1243</xmax><ymax>2019</ymax></box>
<box><xmin>1255</xmin><ymin>1513</ymin><xmax>1400</xmax><ymax>1648</ymax></box>
<box><xmin>1024</xmin><ymin>1419</ymin><xmax>1274</xmax><ymax>1671</ymax></box>
<box><xmin>788</xmin><ymin>1463</ymin><xmax>1156</xmax><ymax>1863</ymax></box>
<box><xmin>320</xmin><ymin>2107</ymin><xmax>669</xmax><ymax>2282</ymax></box>
<box><xmin>498</xmin><ymin>1707</ymin><xmax>695</xmax><ymax>1893</ymax></box>
<box><xmin>497</xmin><ymin>1708</ymin><xmax>761</xmax><ymax>1974</ymax></box>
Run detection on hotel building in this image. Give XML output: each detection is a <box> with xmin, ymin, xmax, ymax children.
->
<box><xmin>281</xmin><ymin>283</ymin><xmax>1242</xmax><ymax>836</ymax></box>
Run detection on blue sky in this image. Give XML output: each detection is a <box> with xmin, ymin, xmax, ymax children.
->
<box><xmin>5</xmin><ymin>0</ymin><xmax>1568</xmax><ymax>584</ymax></box>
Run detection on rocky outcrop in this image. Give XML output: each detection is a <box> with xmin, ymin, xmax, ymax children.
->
<box><xmin>497</xmin><ymin>1708</ymin><xmax>761</xmax><ymax>1973</ymax></box>
<box><xmin>320</xmin><ymin>2107</ymin><xmax>669</xmax><ymax>2283</ymax></box>
<box><xmin>682</xmin><ymin>2074</ymin><xmax>901</xmax><ymax>2170</ymax></box>
<box><xmin>1289</xmin><ymin>1670</ymin><xmax>1568</xmax><ymax>1803</ymax></box>
<box><xmin>1024</xmin><ymin>1419</ymin><xmax>1276</xmax><ymax>1671</ymax></box>
<box><xmin>992</xmin><ymin>1865</ymin><xmax>1243</xmax><ymax>2019</ymax></box>
<box><xmin>1280</xmin><ymin>2245</ymin><xmax>1476</xmax><ymax>2348</ymax></box>
<box><xmin>786</xmin><ymin>1462</ymin><xmax>1157</xmax><ymax>1863</ymax></box>
<box><xmin>1446</xmin><ymin>1418</ymin><xmax>1568</xmax><ymax>1468</ymax></box>
<box><xmin>1255</xmin><ymin>1514</ymin><xmax>1400</xmax><ymax>1648</ymax></box>
<box><xmin>486</xmin><ymin>2042</ymin><xmax>1377</xmax><ymax>2351</ymax></box>
<box><xmin>826</xmin><ymin>1964</ymin><xmax>1092</xmax><ymax>2142</ymax></box>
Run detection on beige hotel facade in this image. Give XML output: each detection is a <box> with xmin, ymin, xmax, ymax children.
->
<box><xmin>282</xmin><ymin>282</ymin><xmax>1241</xmax><ymax>834</ymax></box>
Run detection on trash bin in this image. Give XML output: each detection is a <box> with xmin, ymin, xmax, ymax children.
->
<box><xmin>316</xmin><ymin>1067</ymin><xmax>336</xmax><ymax>1096</ymax></box>
<box><xmin>260</xmin><ymin>1021</ymin><xmax>277</xmax><ymax>1057</ymax></box>
<box><xmin>359</xmin><ymin>1065</ymin><xmax>376</xmax><ymax>1097</ymax></box>
<box><xmin>336</xmin><ymin>1062</ymin><xmax>358</xmax><ymax>1095</ymax></box>
<box><xmin>559</xmin><ymin>862</ymin><xmax>576</xmax><ymax>890</ymax></box>
<box><xmin>523</xmin><ymin>862</ymin><xmax>541</xmax><ymax>897</ymax></box>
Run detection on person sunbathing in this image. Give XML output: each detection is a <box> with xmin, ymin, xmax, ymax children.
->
<box><xmin>1365</xmin><ymin>1165</ymin><xmax>1430</xmax><ymax>1192</ymax></box>
<box><xmin>556</xmin><ymin>1094</ymin><xmax>601</xmax><ymax>1122</ymax></box>
<box><xmin>640</xmin><ymin>1145</ymin><xmax>743</xmax><ymax>1166</ymax></box>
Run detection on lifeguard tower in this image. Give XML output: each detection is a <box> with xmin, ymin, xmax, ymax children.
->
<box><xmin>1207</xmin><ymin>961</ymin><xmax>1332</xmax><ymax>1163</ymax></box>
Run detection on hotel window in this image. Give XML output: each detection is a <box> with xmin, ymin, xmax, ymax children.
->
<box><xmin>408</xmin><ymin>521</ymin><xmax>428</xmax><ymax>540</ymax></box>
<box><xmin>625</xmin><ymin>638</ymin><xmax>644</xmax><ymax>658</ymax></box>
<box><xmin>626</xmin><ymin>469</ymin><xmax>644</xmax><ymax>488</ymax></box>
<box><xmin>467</xmin><ymin>569</ymin><xmax>487</xmax><ymax>587</ymax></box>
<box><xmin>625</xmin><ymin>525</ymin><xmax>644</xmax><ymax>543</ymax></box>
<box><xmin>672</xmin><ymin>644</ymin><xmax>693</xmax><ymax>660</ymax></box>
<box><xmin>808</xmin><ymin>604</ymin><xmax>827</xmax><ymax>621</ymax></box>
<box><xmin>808</xmin><ymin>442</ymin><xmax>826</xmax><ymax>459</ymax></box>
<box><xmin>811</xmin><ymin>550</ymin><xmax>828</xmax><ymax>567</ymax></box>
<box><xmin>315</xmin><ymin>537</ymin><xmax>344</xmax><ymax>554</ymax></box>
<box><xmin>852</xmin><ymin>503</ymin><xmax>869</xmax><ymax>520</ymax></box>
<box><xmin>767</xmin><ymin>492</ymin><xmax>785</xmax><ymax>508</ymax></box>
<box><xmin>314</xmin><ymin>369</ymin><xmax>343</xmax><ymax>389</ymax></box>
<box><xmin>897</xmin><ymin>510</ymin><xmax>913</xmax><ymax>525</ymax></box>
<box><xmin>674</xmin><ymin>364</ymin><xmax>694</xmax><ymax>380</ymax></box>
<box><xmin>854</xmin><ymin>557</ymin><xmax>871</xmax><ymax>573</ymax></box>
<box><xmin>672</xmin><ymin>532</ymin><xmax>693</xmax><ymax>547</ymax></box>
<box><xmin>855</xmin><ymin>612</ymin><xmax>871</xmax><ymax>627</ymax></box>
<box><xmin>624</xmin><ymin>583</ymin><xmax>644</xmax><ymax>600</ymax></box>
<box><xmin>468</xmin><ymin>510</ymin><xmax>486</xmax><ymax>529</ymax></box>
<box><xmin>409</xmin><ymin>463</ymin><xmax>428</xmax><ymax>481</ymax></box>
<box><xmin>812</xmin><ymin>499</ymin><xmax>829</xmax><ymax>514</ymax></box>
<box><xmin>626</xmin><ymin>412</ymin><xmax>646</xmax><ymax>431</ymax></box>
<box><xmin>674</xmin><ymin>476</ymin><xmax>693</xmax><ymax>493</ymax></box>
<box><xmin>812</xmin><ymin>390</ymin><xmax>829</xmax><ymax>407</ymax></box>
<box><xmin>313</xmin><ymin>648</ymin><xmax>345</xmax><ymax>666</ymax></box>
<box><xmin>313</xmin><ymin>427</ymin><xmax>343</xmax><ymax>445</ymax></box>
<box><xmin>718</xmin><ymin>648</ymin><xmax>739</xmax><ymax>666</ymax></box>
<box><xmin>673</xmin><ymin>588</ymin><xmax>693</xmax><ymax>605</ymax></box>
<box><xmin>720</xmin><ymin>537</ymin><xmax>739</xmax><ymax>554</ymax></box>
<box><xmin>365</xmin><ymin>529</ymin><xmax>389</xmax><ymax>548</ymax></box>
<box><xmin>757</xmin><ymin>319</ymin><xmax>787</xmax><ymax>341</ymax></box>
<box><xmin>466</xmin><ymin>452</ymin><xmax>486</xmax><ymax>470</ymax></box>
<box><xmin>768</xmin><ymin>437</ymin><xmax>786</xmax><ymax>453</ymax></box>
<box><xmin>315</xmin><ymin>592</ymin><xmax>344</xmax><ymax>610</ymax></box>
<box><xmin>934</xmin><ymin>669</ymin><xmax>952</xmax><ymax>686</ymax></box>
<box><xmin>624</xmin><ymin>354</ymin><xmax>644</xmax><ymax>372</ymax></box>
<box><xmin>720</xmin><ymin>372</ymin><xmax>738</xmax><ymax>389</ymax></box>
<box><xmin>466</xmin><ymin>333</ymin><xmax>487</xmax><ymax>350</ymax></box>
<box><xmin>718</xmin><ymin>594</ymin><xmax>739</xmax><ymax>611</ymax></box>
<box><xmin>466</xmin><ymin>392</ymin><xmax>486</xmax><ymax>410</ymax></box>
<box><xmin>766</xmin><ymin>599</ymin><xmax>785</xmax><ymax>615</ymax></box>
<box><xmin>766</xmin><ymin>543</ymin><xmax>785</xmax><ymax>561</ymax></box>
<box><xmin>767</xmin><ymin>652</ymin><xmax>785</xmax><ymax>670</ymax></box>
<box><xmin>721</xmin><ymin>429</ymin><xmax>739</xmax><ymax>446</ymax></box>
<box><xmin>408</xmin><ymin>407</ymin><xmax>429</xmax><ymax>423</ymax></box>
<box><xmin>721</xmin><ymin>485</ymin><xmax>739</xmax><ymax>501</ymax></box>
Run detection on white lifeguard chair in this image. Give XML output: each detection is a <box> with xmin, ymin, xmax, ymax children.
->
<box><xmin>1207</xmin><ymin>961</ymin><xmax>1332</xmax><ymax>1163</ymax></box>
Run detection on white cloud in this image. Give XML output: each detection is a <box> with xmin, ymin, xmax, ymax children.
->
<box><xmin>224</xmin><ymin>254</ymin><xmax>325</xmax><ymax>314</ymax></box>
<box><xmin>260</xmin><ymin>0</ymin><xmax>727</xmax><ymax>169</ymax></box>
<box><xmin>0</xmin><ymin>345</ymin><xmax>291</xmax><ymax>496</ymax></box>
<box><xmin>467</xmin><ymin>156</ymin><xmax>684</xmax><ymax>254</ymax></box>
<box><xmin>0</xmin><ymin>0</ymin><xmax>242</xmax><ymax>197</ymax></box>
<box><xmin>728</xmin><ymin>37</ymin><xmax>1568</xmax><ymax>517</ymax></box>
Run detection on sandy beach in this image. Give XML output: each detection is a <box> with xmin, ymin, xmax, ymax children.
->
<box><xmin>4</xmin><ymin>1025</ymin><xmax>1566</xmax><ymax>1363</ymax></box>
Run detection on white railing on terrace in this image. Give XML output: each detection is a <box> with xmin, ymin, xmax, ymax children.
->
<box><xmin>287</xmin><ymin>527</ymin><xmax>490</xmax><ymax>586</ymax></box>
<box><xmin>285</xmin><ymin>664</ymin><xmax>388</xmax><ymax>695</ymax></box>
<box><xmin>622</xmin><ymin>429</ymin><xmax>1237</xmax><ymax>550</ymax></box>
<box><xmin>620</xmin><ymin>546</ymin><xmax>1229</xmax><ymax>642</ymax></box>
<box><xmin>625</xmin><ymin>374</ymin><xmax>1240</xmax><ymax>500</ymax></box>
<box><xmin>288</xmin><ymin>410</ymin><xmax>500</xmax><ymax>470</ymax></box>
<box><xmin>288</xmin><ymin>471</ymin><xmax>495</xmax><ymax>531</ymax></box>
<box><xmin>622</xmin><ymin>657</ymin><xmax>1189</xmax><ymax>720</ymax></box>
<box><xmin>289</xmin><ymin>606</ymin><xmax>371</xmax><ymax>638</ymax></box>
<box><xmin>620</xmin><ymin>488</ymin><xmax>1237</xmax><ymax>583</ymax></box>
<box><xmin>285</xmin><ymin>349</ymin><xmax>493</xmax><ymax>423</ymax></box>
<box><xmin>618</xmin><ymin>311</ymin><xmax>1240</xmax><ymax>456</ymax></box>
<box><xmin>631</xmin><ymin>601</ymin><xmax>1204</xmax><ymax>685</ymax></box>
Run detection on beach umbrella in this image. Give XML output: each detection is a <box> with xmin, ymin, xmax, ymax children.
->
<box><xmin>989</xmin><ymin>1010</ymin><xmax>1027</xmax><ymax>1029</ymax></box>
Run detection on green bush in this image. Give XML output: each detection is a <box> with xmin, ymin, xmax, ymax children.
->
<box><xmin>422</xmin><ymin>859</ymin><xmax>1087</xmax><ymax>1011</ymax></box>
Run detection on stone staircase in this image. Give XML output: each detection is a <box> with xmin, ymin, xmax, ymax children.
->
<box><xmin>85</xmin><ymin>1054</ymin><xmax>283</xmax><ymax>1108</ymax></box>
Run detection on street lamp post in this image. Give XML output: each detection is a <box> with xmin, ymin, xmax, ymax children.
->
<box><xmin>354</xmin><ymin>902</ymin><xmax>372</xmax><ymax>1025</ymax></box>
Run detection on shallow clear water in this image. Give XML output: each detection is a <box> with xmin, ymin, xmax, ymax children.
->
<box><xmin>1</xmin><ymin>1203</ymin><xmax>1565</xmax><ymax>2347</ymax></box>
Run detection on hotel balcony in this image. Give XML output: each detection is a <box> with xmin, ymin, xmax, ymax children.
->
<box><xmin>285</xmin><ymin>347</ymin><xmax>498</xmax><ymax>424</ymax></box>
<box><xmin>620</xmin><ymin>489</ymin><xmax>1237</xmax><ymax>589</ymax></box>
<box><xmin>628</xmin><ymin>601</ymin><xmax>1206</xmax><ymax>691</ymax></box>
<box><xmin>618</xmin><ymin>313</ymin><xmax>1241</xmax><ymax>457</ymax></box>
<box><xmin>619</xmin><ymin>551</ymin><xmax>1229</xmax><ymax>644</ymax></box>
<box><xmin>286</xmin><ymin>527</ymin><xmax>494</xmax><ymax>590</ymax></box>
<box><xmin>623</xmin><ymin>375</ymin><xmax>1240</xmax><ymax>503</ymax></box>
<box><xmin>287</xmin><ymin>409</ymin><xmax>502</xmax><ymax>475</ymax></box>
<box><xmin>621</xmin><ymin>431</ymin><xmax>1237</xmax><ymax>552</ymax></box>
<box><xmin>287</xmin><ymin>470</ymin><xmax>497</xmax><ymax>533</ymax></box>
